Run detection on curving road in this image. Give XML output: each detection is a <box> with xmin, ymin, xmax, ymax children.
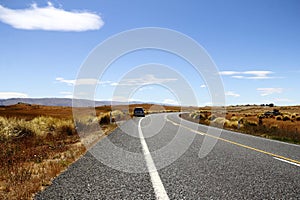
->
<box><xmin>35</xmin><ymin>113</ymin><xmax>300</xmax><ymax>199</ymax></box>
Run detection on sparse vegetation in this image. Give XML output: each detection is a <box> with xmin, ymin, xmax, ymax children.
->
<box><xmin>283</xmin><ymin>115</ymin><xmax>291</xmax><ymax>121</ymax></box>
<box><xmin>0</xmin><ymin>104</ymin><xmax>130</xmax><ymax>199</ymax></box>
<box><xmin>276</xmin><ymin>116</ymin><xmax>282</xmax><ymax>121</ymax></box>
<box><xmin>181</xmin><ymin>105</ymin><xmax>300</xmax><ymax>144</ymax></box>
<box><xmin>0</xmin><ymin>116</ymin><xmax>85</xmax><ymax>199</ymax></box>
<box><xmin>0</xmin><ymin>103</ymin><xmax>183</xmax><ymax>199</ymax></box>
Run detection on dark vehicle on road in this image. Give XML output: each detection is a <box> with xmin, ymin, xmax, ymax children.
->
<box><xmin>133</xmin><ymin>107</ymin><xmax>145</xmax><ymax>117</ymax></box>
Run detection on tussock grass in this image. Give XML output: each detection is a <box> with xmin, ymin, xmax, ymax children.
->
<box><xmin>182</xmin><ymin>109</ymin><xmax>300</xmax><ymax>144</ymax></box>
<box><xmin>0</xmin><ymin>111</ymin><xmax>119</xmax><ymax>199</ymax></box>
<box><xmin>0</xmin><ymin>116</ymin><xmax>83</xmax><ymax>199</ymax></box>
<box><xmin>211</xmin><ymin>117</ymin><xmax>229</xmax><ymax>128</ymax></box>
<box><xmin>283</xmin><ymin>115</ymin><xmax>291</xmax><ymax>121</ymax></box>
<box><xmin>208</xmin><ymin>114</ymin><xmax>216</xmax><ymax>121</ymax></box>
<box><xmin>230</xmin><ymin>116</ymin><xmax>238</xmax><ymax>121</ymax></box>
<box><xmin>276</xmin><ymin>116</ymin><xmax>283</xmax><ymax>121</ymax></box>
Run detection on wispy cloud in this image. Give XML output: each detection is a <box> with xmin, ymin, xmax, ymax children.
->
<box><xmin>163</xmin><ymin>99</ymin><xmax>179</xmax><ymax>105</ymax></box>
<box><xmin>112</xmin><ymin>74</ymin><xmax>177</xmax><ymax>86</ymax></box>
<box><xmin>138</xmin><ymin>86</ymin><xmax>154</xmax><ymax>91</ymax></box>
<box><xmin>56</xmin><ymin>77</ymin><xmax>75</xmax><ymax>85</ymax></box>
<box><xmin>56</xmin><ymin>75</ymin><xmax>177</xmax><ymax>87</ymax></box>
<box><xmin>225</xmin><ymin>91</ymin><xmax>240</xmax><ymax>97</ymax></box>
<box><xmin>257</xmin><ymin>88</ymin><xmax>283</xmax><ymax>96</ymax></box>
<box><xmin>0</xmin><ymin>92</ymin><xmax>28</xmax><ymax>99</ymax></box>
<box><xmin>220</xmin><ymin>70</ymin><xmax>275</xmax><ymax>80</ymax></box>
<box><xmin>56</xmin><ymin>77</ymin><xmax>111</xmax><ymax>86</ymax></box>
<box><xmin>0</xmin><ymin>2</ymin><xmax>103</xmax><ymax>31</ymax></box>
<box><xmin>273</xmin><ymin>98</ymin><xmax>293</xmax><ymax>103</ymax></box>
<box><xmin>59</xmin><ymin>91</ymin><xmax>72</xmax><ymax>98</ymax></box>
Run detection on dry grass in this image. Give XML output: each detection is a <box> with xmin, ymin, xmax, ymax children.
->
<box><xmin>0</xmin><ymin>105</ymin><xmax>124</xmax><ymax>200</ymax></box>
<box><xmin>181</xmin><ymin>105</ymin><xmax>300</xmax><ymax>144</ymax></box>
<box><xmin>0</xmin><ymin>103</ymin><xmax>183</xmax><ymax>199</ymax></box>
<box><xmin>0</xmin><ymin>115</ymin><xmax>85</xmax><ymax>199</ymax></box>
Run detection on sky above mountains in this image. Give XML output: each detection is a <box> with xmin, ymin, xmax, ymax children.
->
<box><xmin>0</xmin><ymin>0</ymin><xmax>300</xmax><ymax>106</ymax></box>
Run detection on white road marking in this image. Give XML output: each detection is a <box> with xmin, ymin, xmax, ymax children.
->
<box><xmin>164</xmin><ymin>116</ymin><xmax>204</xmax><ymax>135</ymax></box>
<box><xmin>273</xmin><ymin>157</ymin><xmax>300</xmax><ymax>167</ymax></box>
<box><xmin>138</xmin><ymin>118</ymin><xmax>170</xmax><ymax>200</ymax></box>
<box><xmin>166</xmin><ymin>114</ymin><xmax>300</xmax><ymax>166</ymax></box>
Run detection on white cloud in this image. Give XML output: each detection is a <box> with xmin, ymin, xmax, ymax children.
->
<box><xmin>219</xmin><ymin>71</ymin><xmax>240</xmax><ymax>76</ymax></box>
<box><xmin>163</xmin><ymin>99</ymin><xmax>179</xmax><ymax>105</ymax></box>
<box><xmin>0</xmin><ymin>92</ymin><xmax>28</xmax><ymax>99</ymax></box>
<box><xmin>56</xmin><ymin>75</ymin><xmax>176</xmax><ymax>87</ymax></box>
<box><xmin>59</xmin><ymin>91</ymin><xmax>73</xmax><ymax>98</ymax></box>
<box><xmin>114</xmin><ymin>74</ymin><xmax>177</xmax><ymax>86</ymax></box>
<box><xmin>225</xmin><ymin>91</ymin><xmax>240</xmax><ymax>97</ymax></box>
<box><xmin>273</xmin><ymin>98</ymin><xmax>293</xmax><ymax>103</ymax></box>
<box><xmin>220</xmin><ymin>70</ymin><xmax>274</xmax><ymax>80</ymax></box>
<box><xmin>138</xmin><ymin>86</ymin><xmax>154</xmax><ymax>91</ymax></box>
<box><xmin>0</xmin><ymin>3</ymin><xmax>103</xmax><ymax>31</ymax></box>
<box><xmin>56</xmin><ymin>77</ymin><xmax>75</xmax><ymax>85</ymax></box>
<box><xmin>59</xmin><ymin>91</ymin><xmax>72</xmax><ymax>95</ymax></box>
<box><xmin>75</xmin><ymin>79</ymin><xmax>99</xmax><ymax>85</ymax></box>
<box><xmin>200</xmin><ymin>84</ymin><xmax>206</xmax><ymax>88</ymax></box>
<box><xmin>56</xmin><ymin>77</ymin><xmax>111</xmax><ymax>86</ymax></box>
<box><xmin>257</xmin><ymin>88</ymin><xmax>283</xmax><ymax>96</ymax></box>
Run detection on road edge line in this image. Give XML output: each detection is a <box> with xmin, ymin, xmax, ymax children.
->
<box><xmin>166</xmin><ymin>116</ymin><xmax>300</xmax><ymax>166</ymax></box>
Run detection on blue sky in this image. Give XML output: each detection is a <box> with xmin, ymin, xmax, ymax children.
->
<box><xmin>0</xmin><ymin>0</ymin><xmax>300</xmax><ymax>106</ymax></box>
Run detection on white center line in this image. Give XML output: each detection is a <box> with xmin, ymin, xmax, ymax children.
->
<box><xmin>273</xmin><ymin>157</ymin><xmax>300</xmax><ymax>167</ymax></box>
<box><xmin>138</xmin><ymin>118</ymin><xmax>170</xmax><ymax>200</ymax></box>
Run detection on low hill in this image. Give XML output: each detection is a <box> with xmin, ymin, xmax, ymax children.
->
<box><xmin>0</xmin><ymin>98</ymin><xmax>127</xmax><ymax>107</ymax></box>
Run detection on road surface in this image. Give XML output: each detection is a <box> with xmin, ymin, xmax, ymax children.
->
<box><xmin>35</xmin><ymin>113</ymin><xmax>300</xmax><ymax>199</ymax></box>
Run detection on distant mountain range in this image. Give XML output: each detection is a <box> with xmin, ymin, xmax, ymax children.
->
<box><xmin>0</xmin><ymin>98</ymin><xmax>143</xmax><ymax>107</ymax></box>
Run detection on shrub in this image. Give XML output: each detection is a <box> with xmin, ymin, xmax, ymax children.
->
<box><xmin>193</xmin><ymin>113</ymin><xmax>206</xmax><ymax>120</ymax></box>
<box><xmin>245</xmin><ymin>120</ymin><xmax>258</xmax><ymax>127</ymax></box>
<box><xmin>208</xmin><ymin>114</ymin><xmax>217</xmax><ymax>121</ymax></box>
<box><xmin>58</xmin><ymin>125</ymin><xmax>76</xmax><ymax>136</ymax></box>
<box><xmin>276</xmin><ymin>116</ymin><xmax>282</xmax><ymax>121</ymax></box>
<box><xmin>99</xmin><ymin>114</ymin><xmax>110</xmax><ymax>124</ymax></box>
<box><xmin>282</xmin><ymin>115</ymin><xmax>291</xmax><ymax>121</ymax></box>
<box><xmin>111</xmin><ymin>110</ymin><xmax>124</xmax><ymax>121</ymax></box>
<box><xmin>227</xmin><ymin>120</ymin><xmax>240</xmax><ymax>129</ymax></box>
<box><xmin>211</xmin><ymin>117</ymin><xmax>229</xmax><ymax>128</ymax></box>
<box><xmin>230</xmin><ymin>116</ymin><xmax>238</xmax><ymax>121</ymax></box>
<box><xmin>270</xmin><ymin>125</ymin><xmax>278</xmax><ymax>130</ymax></box>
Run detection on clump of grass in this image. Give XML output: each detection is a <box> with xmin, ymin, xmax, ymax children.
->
<box><xmin>276</xmin><ymin>116</ymin><xmax>283</xmax><ymax>121</ymax></box>
<box><xmin>208</xmin><ymin>114</ymin><xmax>216</xmax><ymax>121</ymax></box>
<box><xmin>282</xmin><ymin>115</ymin><xmax>291</xmax><ymax>121</ymax></box>
<box><xmin>99</xmin><ymin>113</ymin><xmax>110</xmax><ymax>124</ymax></box>
<box><xmin>270</xmin><ymin>124</ymin><xmax>278</xmax><ymax>130</ymax></box>
<box><xmin>244</xmin><ymin>120</ymin><xmax>258</xmax><ymax>127</ymax></box>
<box><xmin>111</xmin><ymin>110</ymin><xmax>125</xmax><ymax>121</ymax></box>
<box><xmin>230</xmin><ymin>116</ymin><xmax>238</xmax><ymax>121</ymax></box>
<box><xmin>0</xmin><ymin>116</ymin><xmax>84</xmax><ymax>200</ymax></box>
<box><xmin>211</xmin><ymin>117</ymin><xmax>229</xmax><ymax>128</ymax></box>
<box><xmin>188</xmin><ymin>111</ymin><xmax>208</xmax><ymax>122</ymax></box>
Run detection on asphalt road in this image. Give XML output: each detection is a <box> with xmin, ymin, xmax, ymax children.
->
<box><xmin>35</xmin><ymin>113</ymin><xmax>300</xmax><ymax>199</ymax></box>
